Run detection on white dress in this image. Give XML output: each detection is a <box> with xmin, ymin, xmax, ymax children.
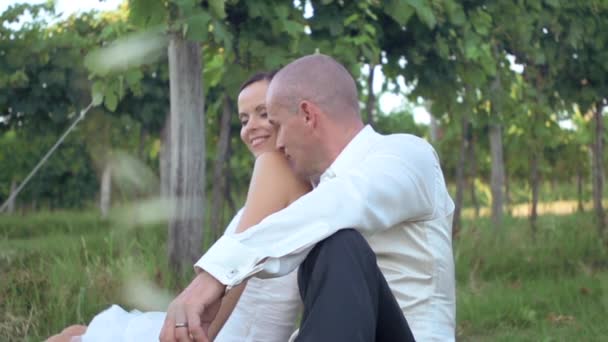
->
<box><xmin>80</xmin><ymin>210</ymin><xmax>302</xmax><ymax>342</ymax></box>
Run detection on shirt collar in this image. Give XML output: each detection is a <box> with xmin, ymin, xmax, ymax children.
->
<box><xmin>318</xmin><ymin>125</ymin><xmax>377</xmax><ymax>184</ymax></box>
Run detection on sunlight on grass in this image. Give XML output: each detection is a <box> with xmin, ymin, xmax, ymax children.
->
<box><xmin>463</xmin><ymin>200</ymin><xmax>607</xmax><ymax>218</ymax></box>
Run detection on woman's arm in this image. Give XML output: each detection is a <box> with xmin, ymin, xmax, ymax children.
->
<box><xmin>207</xmin><ymin>151</ymin><xmax>310</xmax><ymax>340</ymax></box>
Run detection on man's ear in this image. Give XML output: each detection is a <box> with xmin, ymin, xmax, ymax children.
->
<box><xmin>299</xmin><ymin>100</ymin><xmax>318</xmax><ymax>128</ymax></box>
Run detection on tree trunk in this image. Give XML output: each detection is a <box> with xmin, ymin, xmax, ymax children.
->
<box><xmin>224</xmin><ymin>167</ymin><xmax>237</xmax><ymax>214</ymax></box>
<box><xmin>7</xmin><ymin>180</ymin><xmax>16</xmax><ymax>213</ymax></box>
<box><xmin>530</xmin><ymin>149</ymin><xmax>540</xmax><ymax>238</ymax></box>
<box><xmin>210</xmin><ymin>95</ymin><xmax>233</xmax><ymax>241</ymax></box>
<box><xmin>138</xmin><ymin>126</ymin><xmax>147</xmax><ymax>160</ymax></box>
<box><xmin>577</xmin><ymin>165</ymin><xmax>585</xmax><ymax>213</ymax></box>
<box><xmin>489</xmin><ymin>123</ymin><xmax>505</xmax><ymax>229</ymax></box>
<box><xmin>365</xmin><ymin>64</ymin><xmax>376</xmax><ymax>126</ymax></box>
<box><xmin>504</xmin><ymin>153</ymin><xmax>511</xmax><ymax>215</ymax></box>
<box><xmin>591</xmin><ymin>102</ymin><xmax>605</xmax><ymax>237</ymax></box>
<box><xmin>100</xmin><ymin>163</ymin><xmax>112</xmax><ymax>218</ymax></box>
<box><xmin>453</xmin><ymin>114</ymin><xmax>469</xmax><ymax>238</ymax></box>
<box><xmin>167</xmin><ymin>34</ymin><xmax>205</xmax><ymax>274</ymax></box>
<box><xmin>160</xmin><ymin>114</ymin><xmax>171</xmax><ymax>199</ymax></box>
<box><xmin>429</xmin><ymin>114</ymin><xmax>440</xmax><ymax>143</ymax></box>
<box><xmin>468</xmin><ymin>132</ymin><xmax>480</xmax><ymax>218</ymax></box>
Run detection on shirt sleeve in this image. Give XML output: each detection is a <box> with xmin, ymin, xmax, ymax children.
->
<box><xmin>195</xmin><ymin>142</ymin><xmax>446</xmax><ymax>286</ymax></box>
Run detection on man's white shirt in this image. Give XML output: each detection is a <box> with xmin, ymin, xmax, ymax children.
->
<box><xmin>196</xmin><ymin>125</ymin><xmax>456</xmax><ymax>341</ymax></box>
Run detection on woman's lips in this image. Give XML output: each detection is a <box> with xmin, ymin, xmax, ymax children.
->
<box><xmin>251</xmin><ymin>136</ymin><xmax>269</xmax><ymax>148</ymax></box>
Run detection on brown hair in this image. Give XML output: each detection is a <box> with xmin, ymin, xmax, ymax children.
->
<box><xmin>239</xmin><ymin>70</ymin><xmax>278</xmax><ymax>93</ymax></box>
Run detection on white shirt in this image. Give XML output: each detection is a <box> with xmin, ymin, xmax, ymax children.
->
<box><xmin>196</xmin><ymin>125</ymin><xmax>456</xmax><ymax>341</ymax></box>
<box><xmin>216</xmin><ymin>209</ymin><xmax>302</xmax><ymax>342</ymax></box>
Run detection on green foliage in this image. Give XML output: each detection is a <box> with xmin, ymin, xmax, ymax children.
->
<box><xmin>128</xmin><ymin>0</ymin><xmax>168</xmax><ymax>27</ymax></box>
<box><xmin>1</xmin><ymin>0</ymin><xmax>606</xmax><ymax>221</ymax></box>
<box><xmin>0</xmin><ymin>5</ymin><xmax>170</xmax><ymax>210</ymax></box>
<box><xmin>374</xmin><ymin>107</ymin><xmax>426</xmax><ymax>138</ymax></box>
<box><xmin>0</xmin><ymin>128</ymin><xmax>99</xmax><ymax>210</ymax></box>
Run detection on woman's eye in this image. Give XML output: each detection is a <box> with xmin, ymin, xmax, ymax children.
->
<box><xmin>260</xmin><ymin>112</ymin><xmax>268</xmax><ymax>119</ymax></box>
<box><xmin>240</xmin><ymin>119</ymin><xmax>248</xmax><ymax>126</ymax></box>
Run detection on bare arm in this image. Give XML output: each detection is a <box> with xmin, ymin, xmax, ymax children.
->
<box><xmin>206</xmin><ymin>283</ymin><xmax>247</xmax><ymax>341</ymax></box>
<box><xmin>206</xmin><ymin>151</ymin><xmax>310</xmax><ymax>340</ymax></box>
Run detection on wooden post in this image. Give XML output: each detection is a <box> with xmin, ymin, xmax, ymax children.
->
<box><xmin>167</xmin><ymin>33</ymin><xmax>205</xmax><ymax>273</ymax></box>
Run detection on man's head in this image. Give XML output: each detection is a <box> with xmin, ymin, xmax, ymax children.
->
<box><xmin>266</xmin><ymin>54</ymin><xmax>364</xmax><ymax>182</ymax></box>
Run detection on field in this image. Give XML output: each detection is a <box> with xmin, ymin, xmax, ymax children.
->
<box><xmin>1</xmin><ymin>209</ymin><xmax>607</xmax><ymax>341</ymax></box>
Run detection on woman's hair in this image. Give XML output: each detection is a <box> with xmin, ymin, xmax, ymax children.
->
<box><xmin>238</xmin><ymin>70</ymin><xmax>278</xmax><ymax>93</ymax></box>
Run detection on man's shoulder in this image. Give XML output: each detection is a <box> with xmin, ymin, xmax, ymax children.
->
<box><xmin>380</xmin><ymin>131</ymin><xmax>428</xmax><ymax>144</ymax></box>
<box><xmin>374</xmin><ymin>132</ymin><xmax>435</xmax><ymax>156</ymax></box>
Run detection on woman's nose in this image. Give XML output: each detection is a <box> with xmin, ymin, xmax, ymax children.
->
<box><xmin>246</xmin><ymin>116</ymin><xmax>260</xmax><ymax>130</ymax></box>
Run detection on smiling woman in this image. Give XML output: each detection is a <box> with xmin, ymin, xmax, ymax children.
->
<box><xmin>238</xmin><ymin>71</ymin><xmax>278</xmax><ymax>157</ymax></box>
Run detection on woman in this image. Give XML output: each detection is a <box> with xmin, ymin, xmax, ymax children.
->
<box><xmin>47</xmin><ymin>71</ymin><xmax>311</xmax><ymax>342</ymax></box>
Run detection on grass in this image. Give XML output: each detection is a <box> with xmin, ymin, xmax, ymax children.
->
<box><xmin>455</xmin><ymin>214</ymin><xmax>608</xmax><ymax>341</ymax></box>
<box><xmin>1</xmin><ymin>210</ymin><xmax>607</xmax><ymax>341</ymax></box>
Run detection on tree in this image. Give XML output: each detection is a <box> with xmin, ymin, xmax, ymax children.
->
<box><xmin>203</xmin><ymin>0</ymin><xmax>310</xmax><ymax>238</ymax></box>
<box><xmin>0</xmin><ymin>4</ymin><xmax>112</xmax><ymax>211</ymax></box>
<box><xmin>376</xmin><ymin>0</ymin><xmax>512</xmax><ymax>231</ymax></box>
<box><xmin>124</xmin><ymin>0</ymin><xmax>214</xmax><ymax>272</ymax></box>
<box><xmin>165</xmin><ymin>31</ymin><xmax>206</xmax><ymax>271</ymax></box>
<box><xmin>502</xmin><ymin>0</ymin><xmax>608</xmax><ymax>238</ymax></box>
<box><xmin>126</xmin><ymin>0</ymin><xmax>310</xmax><ymax>271</ymax></box>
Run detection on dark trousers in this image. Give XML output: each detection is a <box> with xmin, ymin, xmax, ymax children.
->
<box><xmin>296</xmin><ymin>229</ymin><xmax>416</xmax><ymax>342</ymax></box>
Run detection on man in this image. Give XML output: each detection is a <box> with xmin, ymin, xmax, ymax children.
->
<box><xmin>160</xmin><ymin>54</ymin><xmax>456</xmax><ymax>341</ymax></box>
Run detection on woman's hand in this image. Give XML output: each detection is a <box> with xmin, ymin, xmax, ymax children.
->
<box><xmin>159</xmin><ymin>272</ymin><xmax>225</xmax><ymax>342</ymax></box>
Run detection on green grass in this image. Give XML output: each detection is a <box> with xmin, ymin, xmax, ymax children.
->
<box><xmin>1</xmin><ymin>210</ymin><xmax>607</xmax><ymax>341</ymax></box>
<box><xmin>455</xmin><ymin>213</ymin><xmax>608</xmax><ymax>341</ymax></box>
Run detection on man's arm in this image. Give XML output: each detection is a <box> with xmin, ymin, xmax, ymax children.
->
<box><xmin>197</xmin><ymin>139</ymin><xmax>451</xmax><ymax>286</ymax></box>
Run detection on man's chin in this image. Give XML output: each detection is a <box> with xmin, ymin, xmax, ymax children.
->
<box><xmin>286</xmin><ymin>159</ymin><xmax>298</xmax><ymax>173</ymax></box>
<box><xmin>287</xmin><ymin>160</ymin><xmax>305</xmax><ymax>178</ymax></box>
<box><xmin>289</xmin><ymin>163</ymin><xmax>319</xmax><ymax>185</ymax></box>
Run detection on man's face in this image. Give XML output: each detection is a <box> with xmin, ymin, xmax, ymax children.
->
<box><xmin>267</xmin><ymin>90</ymin><xmax>320</xmax><ymax>180</ymax></box>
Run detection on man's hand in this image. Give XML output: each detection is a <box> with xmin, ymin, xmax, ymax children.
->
<box><xmin>159</xmin><ymin>271</ymin><xmax>226</xmax><ymax>342</ymax></box>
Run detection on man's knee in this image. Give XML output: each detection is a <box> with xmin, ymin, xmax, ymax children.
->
<box><xmin>301</xmin><ymin>229</ymin><xmax>372</xmax><ymax>277</ymax></box>
<box><xmin>320</xmin><ymin>229</ymin><xmax>373</xmax><ymax>255</ymax></box>
<box><xmin>308</xmin><ymin>228</ymin><xmax>377</xmax><ymax>272</ymax></box>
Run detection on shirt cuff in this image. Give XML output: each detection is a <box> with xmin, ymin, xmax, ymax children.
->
<box><xmin>194</xmin><ymin>234</ymin><xmax>264</xmax><ymax>287</ymax></box>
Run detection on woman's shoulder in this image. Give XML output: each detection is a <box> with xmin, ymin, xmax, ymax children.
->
<box><xmin>255</xmin><ymin>150</ymin><xmax>289</xmax><ymax>166</ymax></box>
<box><xmin>252</xmin><ymin>151</ymin><xmax>310</xmax><ymax>202</ymax></box>
<box><xmin>253</xmin><ymin>151</ymin><xmax>293</xmax><ymax>179</ymax></box>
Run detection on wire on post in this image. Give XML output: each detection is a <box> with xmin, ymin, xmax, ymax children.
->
<box><xmin>0</xmin><ymin>101</ymin><xmax>95</xmax><ymax>213</ymax></box>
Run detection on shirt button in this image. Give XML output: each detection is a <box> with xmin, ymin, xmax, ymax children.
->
<box><xmin>227</xmin><ymin>269</ymin><xmax>238</xmax><ymax>279</ymax></box>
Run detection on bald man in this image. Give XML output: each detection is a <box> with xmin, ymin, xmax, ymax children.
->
<box><xmin>160</xmin><ymin>55</ymin><xmax>455</xmax><ymax>342</ymax></box>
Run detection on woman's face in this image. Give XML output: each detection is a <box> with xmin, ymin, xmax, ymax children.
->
<box><xmin>238</xmin><ymin>80</ymin><xmax>277</xmax><ymax>157</ymax></box>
